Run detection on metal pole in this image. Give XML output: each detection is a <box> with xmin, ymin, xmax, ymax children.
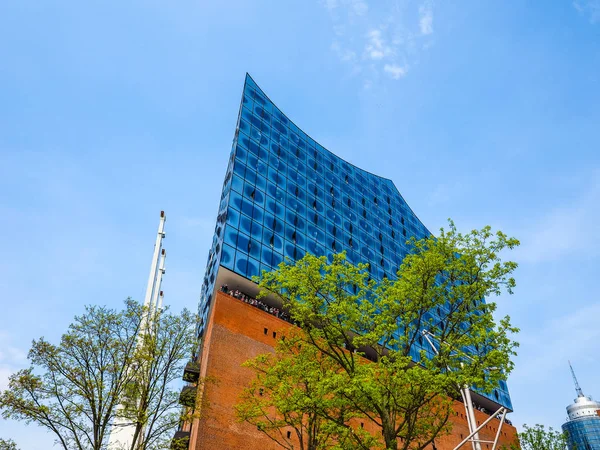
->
<box><xmin>491</xmin><ymin>409</ymin><xmax>507</xmax><ymax>450</ymax></box>
<box><xmin>150</xmin><ymin>249</ymin><xmax>166</xmax><ymax>314</ymax></box>
<box><xmin>463</xmin><ymin>386</ymin><xmax>482</xmax><ymax>450</ymax></box>
<box><xmin>459</xmin><ymin>388</ymin><xmax>477</xmax><ymax>450</ymax></box>
<box><xmin>454</xmin><ymin>407</ymin><xmax>505</xmax><ymax>450</ymax></box>
<box><xmin>143</xmin><ymin>211</ymin><xmax>166</xmax><ymax>311</ymax></box>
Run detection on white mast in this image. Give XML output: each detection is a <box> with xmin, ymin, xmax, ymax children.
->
<box><xmin>150</xmin><ymin>249</ymin><xmax>166</xmax><ymax>313</ymax></box>
<box><xmin>108</xmin><ymin>211</ymin><xmax>167</xmax><ymax>450</ymax></box>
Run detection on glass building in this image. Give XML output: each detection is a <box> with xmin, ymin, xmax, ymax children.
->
<box><xmin>563</xmin><ymin>367</ymin><xmax>600</xmax><ymax>450</ymax></box>
<box><xmin>197</xmin><ymin>73</ymin><xmax>513</xmax><ymax>412</ymax></box>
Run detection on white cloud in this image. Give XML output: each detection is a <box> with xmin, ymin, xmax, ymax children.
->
<box><xmin>351</xmin><ymin>0</ymin><xmax>369</xmax><ymax>16</ymax></box>
<box><xmin>322</xmin><ymin>0</ymin><xmax>368</xmax><ymax>16</ymax></box>
<box><xmin>320</xmin><ymin>0</ymin><xmax>435</xmax><ymax>84</ymax></box>
<box><xmin>323</xmin><ymin>0</ymin><xmax>338</xmax><ymax>12</ymax></box>
<box><xmin>365</xmin><ymin>29</ymin><xmax>391</xmax><ymax>60</ymax></box>
<box><xmin>419</xmin><ymin>3</ymin><xmax>434</xmax><ymax>35</ymax></box>
<box><xmin>383</xmin><ymin>63</ymin><xmax>406</xmax><ymax>79</ymax></box>
<box><xmin>573</xmin><ymin>0</ymin><xmax>600</xmax><ymax>23</ymax></box>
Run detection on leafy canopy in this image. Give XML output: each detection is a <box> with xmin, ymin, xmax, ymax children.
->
<box><xmin>241</xmin><ymin>221</ymin><xmax>520</xmax><ymax>450</ymax></box>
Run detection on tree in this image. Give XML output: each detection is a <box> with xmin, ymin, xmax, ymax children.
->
<box><xmin>236</xmin><ymin>329</ymin><xmax>379</xmax><ymax>450</ymax></box>
<box><xmin>113</xmin><ymin>304</ymin><xmax>198</xmax><ymax>450</ymax></box>
<box><xmin>514</xmin><ymin>424</ymin><xmax>567</xmax><ymax>450</ymax></box>
<box><xmin>0</xmin><ymin>438</ymin><xmax>19</xmax><ymax>450</ymax></box>
<box><xmin>0</xmin><ymin>299</ymin><xmax>197</xmax><ymax>450</ymax></box>
<box><xmin>249</xmin><ymin>222</ymin><xmax>520</xmax><ymax>450</ymax></box>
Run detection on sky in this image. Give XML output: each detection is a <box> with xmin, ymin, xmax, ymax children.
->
<box><xmin>1</xmin><ymin>0</ymin><xmax>599</xmax><ymax>448</ymax></box>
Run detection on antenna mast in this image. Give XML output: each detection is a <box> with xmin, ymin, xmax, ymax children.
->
<box><xmin>108</xmin><ymin>211</ymin><xmax>167</xmax><ymax>450</ymax></box>
<box><xmin>569</xmin><ymin>361</ymin><xmax>584</xmax><ymax>398</ymax></box>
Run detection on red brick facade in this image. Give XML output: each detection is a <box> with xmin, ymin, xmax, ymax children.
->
<box><xmin>188</xmin><ymin>291</ymin><xmax>518</xmax><ymax>450</ymax></box>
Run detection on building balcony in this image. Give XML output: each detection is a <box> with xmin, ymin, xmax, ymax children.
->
<box><xmin>170</xmin><ymin>430</ymin><xmax>190</xmax><ymax>450</ymax></box>
<box><xmin>178</xmin><ymin>385</ymin><xmax>197</xmax><ymax>408</ymax></box>
<box><xmin>182</xmin><ymin>360</ymin><xmax>200</xmax><ymax>383</ymax></box>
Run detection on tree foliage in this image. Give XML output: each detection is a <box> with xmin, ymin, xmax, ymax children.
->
<box><xmin>0</xmin><ymin>438</ymin><xmax>19</xmax><ymax>450</ymax></box>
<box><xmin>242</xmin><ymin>222</ymin><xmax>520</xmax><ymax>450</ymax></box>
<box><xmin>0</xmin><ymin>299</ymin><xmax>196</xmax><ymax>450</ymax></box>
<box><xmin>236</xmin><ymin>330</ymin><xmax>378</xmax><ymax>450</ymax></box>
<box><xmin>514</xmin><ymin>424</ymin><xmax>567</xmax><ymax>450</ymax></box>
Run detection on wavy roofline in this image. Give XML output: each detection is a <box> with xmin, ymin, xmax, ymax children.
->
<box><xmin>244</xmin><ymin>73</ymin><xmax>431</xmax><ymax>235</ymax></box>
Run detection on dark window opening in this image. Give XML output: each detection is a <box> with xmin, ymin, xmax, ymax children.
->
<box><xmin>363</xmin><ymin>209</ymin><xmax>367</xmax><ymax>218</ymax></box>
<box><xmin>401</xmin><ymin>217</ymin><xmax>405</xmax><ymax>225</ymax></box>
<box><xmin>294</xmin><ymin>215</ymin><xmax>298</xmax><ymax>226</ymax></box>
<box><xmin>269</xmin><ymin>235</ymin><xmax>274</xmax><ymax>247</ymax></box>
<box><xmin>250</xmin><ymin>189</ymin><xmax>255</xmax><ymax>200</ymax></box>
<box><xmin>374</xmin><ymin>197</ymin><xmax>378</xmax><ymax>205</ymax></box>
<box><xmin>287</xmin><ymin>431</ymin><xmax>292</xmax><ymax>439</ymax></box>
<box><xmin>263</xmin><ymin>328</ymin><xmax>268</xmax><ymax>335</ymax></box>
<box><xmin>331</xmin><ymin>198</ymin><xmax>335</xmax><ymax>208</ymax></box>
<box><xmin>292</xmin><ymin>231</ymin><xmax>297</xmax><ymax>243</ymax></box>
<box><xmin>391</xmin><ymin>230</ymin><xmax>395</xmax><ymax>238</ymax></box>
<box><xmin>362</xmin><ymin>197</ymin><xmax>366</xmax><ymax>206</ymax></box>
<box><xmin>273</xmin><ymin>331</ymin><xmax>277</xmax><ymax>338</ymax></box>
<box><xmin>259</xmin><ymin>388</ymin><xmax>264</xmax><ymax>396</ymax></box>
<box><xmin>295</xmin><ymin>186</ymin><xmax>299</xmax><ymax>196</ymax></box>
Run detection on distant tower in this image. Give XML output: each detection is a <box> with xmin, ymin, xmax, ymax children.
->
<box><xmin>107</xmin><ymin>211</ymin><xmax>167</xmax><ymax>450</ymax></box>
<box><xmin>562</xmin><ymin>362</ymin><xmax>600</xmax><ymax>450</ymax></box>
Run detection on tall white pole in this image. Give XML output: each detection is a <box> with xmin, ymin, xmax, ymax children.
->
<box><xmin>144</xmin><ymin>212</ymin><xmax>166</xmax><ymax>312</ymax></box>
<box><xmin>108</xmin><ymin>211</ymin><xmax>166</xmax><ymax>450</ymax></box>
<box><xmin>150</xmin><ymin>249</ymin><xmax>166</xmax><ymax>313</ymax></box>
<box><xmin>463</xmin><ymin>386</ymin><xmax>482</xmax><ymax>450</ymax></box>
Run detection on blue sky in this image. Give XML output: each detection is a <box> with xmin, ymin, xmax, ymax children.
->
<box><xmin>1</xmin><ymin>0</ymin><xmax>599</xmax><ymax>447</ymax></box>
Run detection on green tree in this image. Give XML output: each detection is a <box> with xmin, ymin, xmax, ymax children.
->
<box><xmin>514</xmin><ymin>424</ymin><xmax>567</xmax><ymax>450</ymax></box>
<box><xmin>113</xmin><ymin>304</ymin><xmax>198</xmax><ymax>450</ymax></box>
<box><xmin>236</xmin><ymin>329</ymin><xmax>379</xmax><ymax>450</ymax></box>
<box><xmin>0</xmin><ymin>438</ymin><xmax>19</xmax><ymax>450</ymax></box>
<box><xmin>0</xmin><ymin>299</ymin><xmax>197</xmax><ymax>450</ymax></box>
<box><xmin>249</xmin><ymin>222</ymin><xmax>520</xmax><ymax>450</ymax></box>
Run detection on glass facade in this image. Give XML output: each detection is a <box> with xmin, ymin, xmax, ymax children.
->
<box><xmin>197</xmin><ymin>73</ymin><xmax>512</xmax><ymax>410</ymax></box>
<box><xmin>563</xmin><ymin>417</ymin><xmax>600</xmax><ymax>450</ymax></box>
